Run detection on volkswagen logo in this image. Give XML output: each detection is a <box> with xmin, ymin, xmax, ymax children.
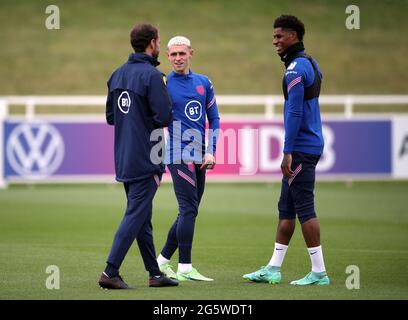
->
<box><xmin>6</xmin><ymin>123</ymin><xmax>65</xmax><ymax>179</ymax></box>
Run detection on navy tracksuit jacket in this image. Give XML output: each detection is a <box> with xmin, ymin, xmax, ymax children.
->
<box><xmin>106</xmin><ymin>53</ymin><xmax>172</xmax><ymax>181</ymax></box>
<box><xmin>105</xmin><ymin>53</ymin><xmax>172</xmax><ymax>275</ymax></box>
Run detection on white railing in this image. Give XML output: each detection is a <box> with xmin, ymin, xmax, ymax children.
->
<box><xmin>0</xmin><ymin>95</ymin><xmax>407</xmax><ymax>119</ymax></box>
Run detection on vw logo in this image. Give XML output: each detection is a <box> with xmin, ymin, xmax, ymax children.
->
<box><xmin>184</xmin><ymin>100</ymin><xmax>202</xmax><ymax>122</ymax></box>
<box><xmin>118</xmin><ymin>91</ymin><xmax>131</xmax><ymax>114</ymax></box>
<box><xmin>6</xmin><ymin>123</ymin><xmax>65</xmax><ymax>179</ymax></box>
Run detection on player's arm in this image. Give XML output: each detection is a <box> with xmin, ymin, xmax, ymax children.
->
<box><xmin>105</xmin><ymin>80</ymin><xmax>114</xmax><ymax>125</ymax></box>
<box><xmin>282</xmin><ymin>68</ymin><xmax>305</xmax><ymax>177</ymax></box>
<box><xmin>148</xmin><ymin>72</ymin><xmax>173</xmax><ymax>128</ymax></box>
<box><xmin>201</xmin><ymin>79</ymin><xmax>220</xmax><ymax>170</ymax></box>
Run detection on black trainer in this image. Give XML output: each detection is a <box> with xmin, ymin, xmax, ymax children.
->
<box><xmin>98</xmin><ymin>272</ymin><xmax>130</xmax><ymax>289</ymax></box>
<box><xmin>149</xmin><ymin>272</ymin><xmax>179</xmax><ymax>287</ymax></box>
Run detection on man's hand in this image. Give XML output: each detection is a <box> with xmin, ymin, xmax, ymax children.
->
<box><xmin>200</xmin><ymin>153</ymin><xmax>216</xmax><ymax>170</ymax></box>
<box><xmin>281</xmin><ymin>153</ymin><xmax>294</xmax><ymax>178</ymax></box>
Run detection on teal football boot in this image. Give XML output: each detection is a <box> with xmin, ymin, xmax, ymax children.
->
<box><xmin>290</xmin><ymin>271</ymin><xmax>330</xmax><ymax>286</ymax></box>
<box><xmin>243</xmin><ymin>266</ymin><xmax>281</xmax><ymax>284</ymax></box>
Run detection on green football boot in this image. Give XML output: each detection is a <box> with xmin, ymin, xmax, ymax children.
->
<box><xmin>242</xmin><ymin>266</ymin><xmax>281</xmax><ymax>284</ymax></box>
<box><xmin>176</xmin><ymin>267</ymin><xmax>214</xmax><ymax>282</ymax></box>
<box><xmin>159</xmin><ymin>263</ymin><xmax>177</xmax><ymax>280</ymax></box>
<box><xmin>290</xmin><ymin>271</ymin><xmax>330</xmax><ymax>286</ymax></box>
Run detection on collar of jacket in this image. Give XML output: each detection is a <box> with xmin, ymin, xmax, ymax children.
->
<box><xmin>280</xmin><ymin>41</ymin><xmax>305</xmax><ymax>68</ymax></box>
<box><xmin>128</xmin><ymin>53</ymin><xmax>160</xmax><ymax>67</ymax></box>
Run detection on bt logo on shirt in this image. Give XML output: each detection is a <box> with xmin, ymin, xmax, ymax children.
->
<box><xmin>117</xmin><ymin>91</ymin><xmax>131</xmax><ymax>114</ymax></box>
<box><xmin>184</xmin><ymin>100</ymin><xmax>202</xmax><ymax>121</ymax></box>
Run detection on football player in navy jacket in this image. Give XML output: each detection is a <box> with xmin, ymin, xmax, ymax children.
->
<box><xmin>99</xmin><ymin>23</ymin><xmax>178</xmax><ymax>289</ymax></box>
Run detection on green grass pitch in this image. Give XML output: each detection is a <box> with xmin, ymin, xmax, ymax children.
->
<box><xmin>0</xmin><ymin>182</ymin><xmax>407</xmax><ymax>300</ymax></box>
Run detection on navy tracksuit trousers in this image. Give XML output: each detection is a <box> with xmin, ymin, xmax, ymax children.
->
<box><xmin>107</xmin><ymin>174</ymin><xmax>162</xmax><ymax>276</ymax></box>
<box><xmin>161</xmin><ymin>162</ymin><xmax>206</xmax><ymax>263</ymax></box>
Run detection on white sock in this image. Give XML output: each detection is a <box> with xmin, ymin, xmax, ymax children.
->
<box><xmin>178</xmin><ymin>263</ymin><xmax>192</xmax><ymax>273</ymax></box>
<box><xmin>267</xmin><ymin>242</ymin><xmax>288</xmax><ymax>268</ymax></box>
<box><xmin>157</xmin><ymin>254</ymin><xmax>170</xmax><ymax>266</ymax></box>
<box><xmin>307</xmin><ymin>245</ymin><xmax>326</xmax><ymax>273</ymax></box>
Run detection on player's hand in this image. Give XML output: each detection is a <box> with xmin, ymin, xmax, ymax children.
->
<box><xmin>200</xmin><ymin>153</ymin><xmax>216</xmax><ymax>170</ymax></box>
<box><xmin>281</xmin><ymin>153</ymin><xmax>294</xmax><ymax>178</ymax></box>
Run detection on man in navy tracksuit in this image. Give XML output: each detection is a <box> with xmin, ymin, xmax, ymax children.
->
<box><xmin>244</xmin><ymin>15</ymin><xmax>330</xmax><ymax>286</ymax></box>
<box><xmin>155</xmin><ymin>36</ymin><xmax>220</xmax><ymax>282</ymax></box>
<box><xmin>98</xmin><ymin>23</ymin><xmax>178</xmax><ymax>289</ymax></box>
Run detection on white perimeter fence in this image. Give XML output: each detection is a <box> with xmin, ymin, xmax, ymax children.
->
<box><xmin>1</xmin><ymin>95</ymin><xmax>408</xmax><ymax>118</ymax></box>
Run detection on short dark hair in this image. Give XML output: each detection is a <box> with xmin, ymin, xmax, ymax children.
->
<box><xmin>274</xmin><ymin>15</ymin><xmax>305</xmax><ymax>41</ymax></box>
<box><xmin>130</xmin><ymin>23</ymin><xmax>158</xmax><ymax>53</ymax></box>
